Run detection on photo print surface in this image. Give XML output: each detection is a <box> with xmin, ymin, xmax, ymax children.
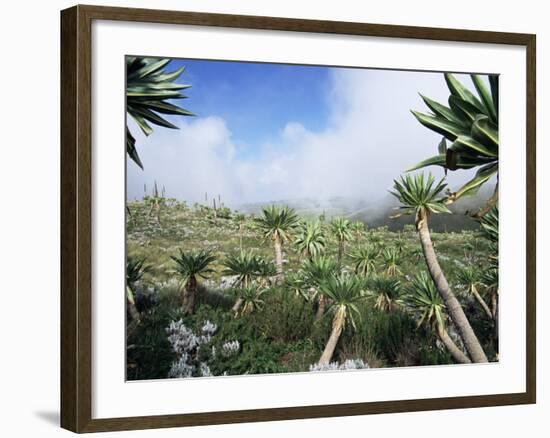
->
<box><xmin>125</xmin><ymin>57</ymin><xmax>499</xmax><ymax>381</ymax></box>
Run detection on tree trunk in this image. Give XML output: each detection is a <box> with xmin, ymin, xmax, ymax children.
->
<box><xmin>472</xmin><ymin>182</ymin><xmax>498</xmax><ymax>219</ymax></box>
<box><xmin>437</xmin><ymin>325</ymin><xmax>471</xmax><ymax>364</ymax></box>
<box><xmin>149</xmin><ymin>200</ymin><xmax>161</xmax><ymax>226</ymax></box>
<box><xmin>126</xmin><ymin>287</ymin><xmax>140</xmax><ymax>323</ymax></box>
<box><xmin>337</xmin><ymin>241</ymin><xmax>344</xmax><ymax>265</ymax></box>
<box><xmin>471</xmin><ymin>285</ymin><xmax>493</xmax><ymax>320</ymax></box>
<box><xmin>491</xmin><ymin>291</ymin><xmax>498</xmax><ymax>320</ymax></box>
<box><xmin>273</xmin><ymin>234</ymin><xmax>284</xmax><ymax>283</ymax></box>
<box><xmin>156</xmin><ymin>204</ymin><xmax>161</xmax><ymax>226</ymax></box>
<box><xmin>232</xmin><ymin>297</ymin><xmax>243</xmax><ymax>313</ymax></box>
<box><xmin>183</xmin><ymin>277</ymin><xmax>197</xmax><ymax>314</ymax></box>
<box><xmin>492</xmin><ymin>290</ymin><xmax>499</xmax><ymax>345</ymax></box>
<box><xmin>417</xmin><ymin>213</ymin><xmax>488</xmax><ymax>363</ymax></box>
<box><xmin>315</xmin><ymin>294</ymin><xmax>326</xmax><ymax>321</ymax></box>
<box><xmin>318</xmin><ymin>317</ymin><xmax>343</xmax><ymax>365</ymax></box>
<box><xmin>239</xmin><ymin>224</ymin><xmax>243</xmax><ymax>251</ymax></box>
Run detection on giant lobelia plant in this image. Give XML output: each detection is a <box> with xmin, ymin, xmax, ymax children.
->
<box><xmin>126</xmin><ymin>57</ymin><xmax>194</xmax><ymax>169</ymax></box>
<box><xmin>391</xmin><ymin>172</ymin><xmax>488</xmax><ymax>363</ymax></box>
<box><xmin>410</xmin><ymin>74</ymin><xmax>498</xmax><ymax>216</ymax></box>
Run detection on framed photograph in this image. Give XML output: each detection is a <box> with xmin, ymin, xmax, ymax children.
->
<box><xmin>60</xmin><ymin>5</ymin><xmax>536</xmax><ymax>433</ymax></box>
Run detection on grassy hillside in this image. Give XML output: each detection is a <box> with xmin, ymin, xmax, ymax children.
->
<box><xmin>126</xmin><ymin>199</ymin><xmax>498</xmax><ymax>381</ymax></box>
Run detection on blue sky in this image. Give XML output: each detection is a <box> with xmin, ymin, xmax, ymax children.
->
<box><xmin>168</xmin><ymin>59</ymin><xmax>332</xmax><ymax>160</ymax></box>
<box><xmin>127</xmin><ymin>58</ymin><xmax>487</xmax><ymax>206</ymax></box>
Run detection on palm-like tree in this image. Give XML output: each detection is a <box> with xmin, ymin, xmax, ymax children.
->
<box><xmin>126</xmin><ymin>57</ymin><xmax>193</xmax><ymax>169</ymax></box>
<box><xmin>393</xmin><ymin>234</ymin><xmax>407</xmax><ymax>253</ymax></box>
<box><xmin>456</xmin><ymin>266</ymin><xmax>492</xmax><ymax>320</ymax></box>
<box><xmin>294</xmin><ymin>221</ymin><xmax>326</xmax><ymax>260</ymax></box>
<box><xmin>234</xmin><ymin>283</ymin><xmax>266</xmax><ymax>316</ymax></box>
<box><xmin>145</xmin><ymin>180</ymin><xmax>165</xmax><ymax>226</ymax></box>
<box><xmin>255</xmin><ymin>258</ymin><xmax>277</xmax><ymax>288</ymax></box>
<box><xmin>368</xmin><ymin>275</ymin><xmax>403</xmax><ymax>313</ymax></box>
<box><xmin>222</xmin><ymin>251</ymin><xmax>262</xmax><ymax>312</ymax></box>
<box><xmin>479</xmin><ymin>205</ymin><xmax>499</xmax><ymax>243</ymax></box>
<box><xmin>409</xmin><ymin>246</ymin><xmax>424</xmax><ymax>262</ymax></box>
<box><xmin>391</xmin><ymin>172</ymin><xmax>488</xmax><ymax>362</ymax></box>
<box><xmin>479</xmin><ymin>206</ymin><xmax>499</xmax><ymax>272</ymax></box>
<box><xmin>126</xmin><ymin>257</ymin><xmax>151</xmax><ymax>322</ymax></box>
<box><xmin>382</xmin><ymin>248</ymin><xmax>402</xmax><ymax>277</ymax></box>
<box><xmin>351</xmin><ymin>221</ymin><xmax>366</xmax><ymax>240</ymax></box>
<box><xmin>349</xmin><ymin>245</ymin><xmax>379</xmax><ymax>276</ymax></box>
<box><xmin>222</xmin><ymin>251</ymin><xmax>260</xmax><ymax>287</ymax></box>
<box><xmin>405</xmin><ymin>272</ymin><xmax>471</xmax><ymax>364</ymax></box>
<box><xmin>368</xmin><ymin>232</ymin><xmax>383</xmax><ymax>247</ymax></box>
<box><xmin>330</xmin><ymin>217</ymin><xmax>353</xmax><ymax>265</ymax></box>
<box><xmin>317</xmin><ymin>273</ymin><xmax>366</xmax><ymax>365</ymax></box>
<box><xmin>302</xmin><ymin>255</ymin><xmax>339</xmax><ymax>320</ymax></box>
<box><xmin>234</xmin><ymin>213</ymin><xmax>247</xmax><ymax>251</ymax></box>
<box><xmin>482</xmin><ymin>267</ymin><xmax>499</xmax><ymax>321</ymax></box>
<box><xmin>284</xmin><ymin>272</ymin><xmax>310</xmax><ymax>301</ymax></box>
<box><xmin>409</xmin><ymin>73</ymin><xmax>499</xmax><ymax>216</ymax></box>
<box><xmin>479</xmin><ymin>206</ymin><xmax>499</xmax><ymax>323</ymax></box>
<box><xmin>170</xmin><ymin>249</ymin><xmax>216</xmax><ymax>314</ymax></box>
<box><xmin>254</xmin><ymin>205</ymin><xmax>299</xmax><ymax>282</ymax></box>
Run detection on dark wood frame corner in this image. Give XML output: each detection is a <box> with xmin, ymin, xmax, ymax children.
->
<box><xmin>60</xmin><ymin>4</ymin><xmax>536</xmax><ymax>433</ymax></box>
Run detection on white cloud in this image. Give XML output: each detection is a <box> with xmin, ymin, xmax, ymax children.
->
<box><xmin>127</xmin><ymin>69</ymin><xmax>482</xmax><ymax>207</ymax></box>
<box><xmin>127</xmin><ymin>116</ymin><xmax>240</xmax><ymax>204</ymax></box>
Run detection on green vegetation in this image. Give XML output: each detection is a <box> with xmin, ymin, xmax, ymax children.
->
<box><xmin>330</xmin><ymin>217</ymin><xmax>353</xmax><ymax>265</ymax></box>
<box><xmin>126</xmin><ymin>71</ymin><xmax>499</xmax><ymax>380</ymax></box>
<box><xmin>126</xmin><ymin>257</ymin><xmax>150</xmax><ymax>323</ymax></box>
<box><xmin>410</xmin><ymin>73</ymin><xmax>499</xmax><ymax>215</ymax></box>
<box><xmin>170</xmin><ymin>249</ymin><xmax>216</xmax><ymax>314</ymax></box>
<box><xmin>391</xmin><ymin>172</ymin><xmax>488</xmax><ymax>362</ymax></box>
<box><xmin>405</xmin><ymin>272</ymin><xmax>470</xmax><ymax>364</ymax></box>
<box><xmin>126</xmin><ymin>196</ymin><xmax>497</xmax><ymax>380</ymax></box>
<box><xmin>368</xmin><ymin>276</ymin><xmax>403</xmax><ymax>313</ymax></box>
<box><xmin>294</xmin><ymin>221</ymin><xmax>326</xmax><ymax>260</ymax></box>
<box><xmin>254</xmin><ymin>205</ymin><xmax>300</xmax><ymax>282</ymax></box>
<box><xmin>317</xmin><ymin>273</ymin><xmax>365</xmax><ymax>364</ymax></box>
<box><xmin>126</xmin><ymin>57</ymin><xmax>193</xmax><ymax>169</ymax></box>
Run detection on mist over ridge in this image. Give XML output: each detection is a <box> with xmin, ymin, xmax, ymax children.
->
<box><xmin>127</xmin><ymin>62</ymin><xmax>494</xmax><ymax>232</ymax></box>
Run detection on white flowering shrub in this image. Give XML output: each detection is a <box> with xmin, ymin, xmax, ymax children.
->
<box><xmin>166</xmin><ymin>320</ymin><xmax>201</xmax><ymax>355</ymax></box>
<box><xmin>309</xmin><ymin>359</ymin><xmax>368</xmax><ymax>372</ymax></box>
<box><xmin>166</xmin><ymin>319</ymin><xmax>239</xmax><ymax>378</ymax></box>
<box><xmin>201</xmin><ymin>320</ymin><xmax>217</xmax><ymax>334</ymax></box>
<box><xmin>167</xmin><ymin>353</ymin><xmax>194</xmax><ymax>378</ymax></box>
<box><xmin>221</xmin><ymin>340</ymin><xmax>240</xmax><ymax>357</ymax></box>
<box><xmin>199</xmin><ymin>362</ymin><xmax>212</xmax><ymax>377</ymax></box>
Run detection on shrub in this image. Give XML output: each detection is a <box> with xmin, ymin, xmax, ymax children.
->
<box><xmin>217</xmin><ymin>207</ymin><xmax>233</xmax><ymax>219</ymax></box>
<box><xmin>372</xmin><ymin>310</ymin><xmax>418</xmax><ymax>366</ymax></box>
<box><xmin>252</xmin><ymin>287</ymin><xmax>315</xmax><ymax>344</ymax></box>
<box><xmin>166</xmin><ymin>319</ymin><xmax>218</xmax><ymax>378</ymax></box>
<box><xmin>309</xmin><ymin>359</ymin><xmax>368</xmax><ymax>372</ymax></box>
<box><xmin>126</xmin><ymin>306</ymin><xmax>175</xmax><ymax>380</ymax></box>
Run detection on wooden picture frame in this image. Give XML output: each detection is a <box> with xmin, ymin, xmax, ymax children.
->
<box><xmin>60</xmin><ymin>4</ymin><xmax>536</xmax><ymax>433</ymax></box>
